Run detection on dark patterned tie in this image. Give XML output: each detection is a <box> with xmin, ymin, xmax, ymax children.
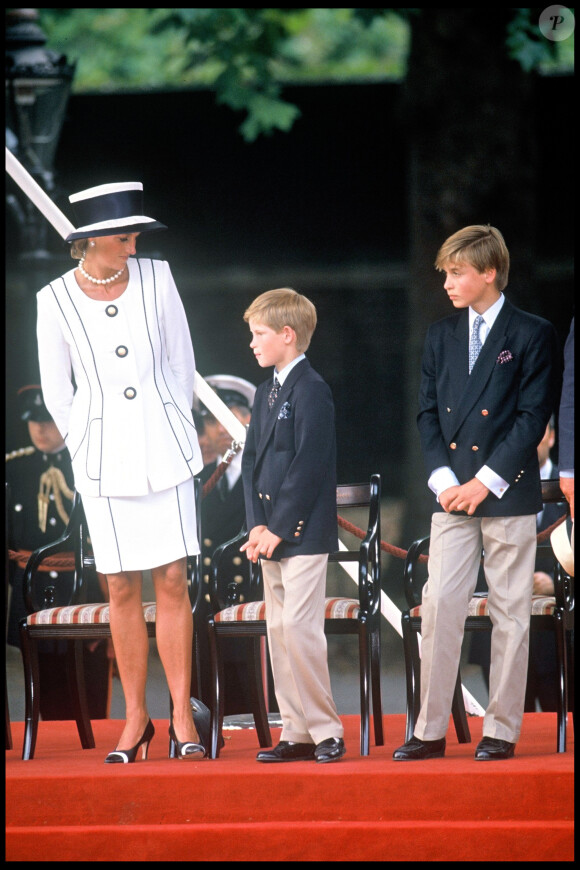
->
<box><xmin>268</xmin><ymin>377</ymin><xmax>281</xmax><ymax>409</ymax></box>
<box><xmin>468</xmin><ymin>315</ymin><xmax>484</xmax><ymax>374</ymax></box>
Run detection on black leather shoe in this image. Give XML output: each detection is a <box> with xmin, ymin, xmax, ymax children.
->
<box><xmin>393</xmin><ymin>736</ymin><xmax>446</xmax><ymax>760</ymax></box>
<box><xmin>474</xmin><ymin>737</ymin><xmax>515</xmax><ymax>760</ymax></box>
<box><xmin>256</xmin><ymin>741</ymin><xmax>316</xmax><ymax>762</ymax></box>
<box><xmin>314</xmin><ymin>737</ymin><xmax>346</xmax><ymax>763</ymax></box>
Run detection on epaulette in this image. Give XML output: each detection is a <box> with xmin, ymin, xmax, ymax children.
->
<box><xmin>5</xmin><ymin>446</ymin><xmax>36</xmax><ymax>462</ymax></box>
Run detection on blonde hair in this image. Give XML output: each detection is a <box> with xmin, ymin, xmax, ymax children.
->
<box><xmin>434</xmin><ymin>224</ymin><xmax>510</xmax><ymax>292</ymax></box>
<box><xmin>69</xmin><ymin>239</ymin><xmax>89</xmax><ymax>260</ymax></box>
<box><xmin>243</xmin><ymin>288</ymin><xmax>317</xmax><ymax>353</ymax></box>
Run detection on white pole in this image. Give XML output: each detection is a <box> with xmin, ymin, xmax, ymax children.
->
<box><xmin>194</xmin><ymin>373</ymin><xmax>246</xmax><ymax>444</ymax></box>
<box><xmin>6</xmin><ymin>146</ymin><xmax>246</xmax><ymax>445</ymax></box>
<box><xmin>6</xmin><ymin>146</ymin><xmax>75</xmax><ymax>239</ymax></box>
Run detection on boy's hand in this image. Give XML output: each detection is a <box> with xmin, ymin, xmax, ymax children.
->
<box><xmin>240</xmin><ymin>526</ymin><xmax>283</xmax><ymax>563</ymax></box>
<box><xmin>440</xmin><ymin>478</ymin><xmax>489</xmax><ymax>515</ymax></box>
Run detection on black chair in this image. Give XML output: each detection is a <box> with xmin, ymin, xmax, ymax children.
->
<box><xmin>18</xmin><ymin>480</ymin><xmax>204</xmax><ymax>760</ymax></box>
<box><xmin>207</xmin><ymin>474</ymin><xmax>384</xmax><ymax>758</ymax></box>
<box><xmin>401</xmin><ymin>479</ymin><xmax>574</xmax><ymax>753</ymax></box>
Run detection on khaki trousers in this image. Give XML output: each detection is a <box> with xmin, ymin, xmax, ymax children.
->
<box><xmin>261</xmin><ymin>554</ymin><xmax>343</xmax><ymax>745</ymax></box>
<box><xmin>415</xmin><ymin>512</ymin><xmax>537</xmax><ymax>744</ymax></box>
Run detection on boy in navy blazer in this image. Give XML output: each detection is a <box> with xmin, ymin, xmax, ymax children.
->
<box><xmin>393</xmin><ymin>225</ymin><xmax>559</xmax><ymax>761</ymax></box>
<box><xmin>240</xmin><ymin>288</ymin><xmax>345</xmax><ymax>763</ymax></box>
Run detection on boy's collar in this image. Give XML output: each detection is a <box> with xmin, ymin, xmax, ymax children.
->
<box><xmin>274</xmin><ymin>353</ymin><xmax>305</xmax><ymax>385</ymax></box>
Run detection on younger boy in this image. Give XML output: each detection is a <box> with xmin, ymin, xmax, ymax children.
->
<box><xmin>240</xmin><ymin>287</ymin><xmax>345</xmax><ymax>763</ymax></box>
<box><xmin>393</xmin><ymin>225</ymin><xmax>559</xmax><ymax>761</ymax></box>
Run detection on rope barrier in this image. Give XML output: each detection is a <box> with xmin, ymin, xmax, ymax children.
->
<box><xmin>12</xmin><ymin>510</ymin><xmax>566</xmax><ymax>573</ymax></box>
<box><xmin>10</xmin><ymin>450</ymin><xmax>569</xmax><ymax>574</ymax></box>
<box><xmin>337</xmin><ymin>514</ymin><xmax>409</xmax><ymax>559</ymax></box>
<box><xmin>337</xmin><ymin>510</ymin><xmax>568</xmax><ymax>563</ymax></box>
<box><xmin>202</xmin><ymin>459</ymin><xmax>230</xmax><ymax>498</ymax></box>
<box><xmin>9</xmin><ymin>549</ymin><xmax>75</xmax><ymax>571</ymax></box>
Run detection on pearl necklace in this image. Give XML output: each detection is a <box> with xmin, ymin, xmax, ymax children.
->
<box><xmin>78</xmin><ymin>257</ymin><xmax>126</xmax><ymax>286</ymax></box>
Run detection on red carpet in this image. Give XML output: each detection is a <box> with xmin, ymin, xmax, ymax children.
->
<box><xmin>6</xmin><ymin>714</ymin><xmax>573</xmax><ymax>861</ymax></box>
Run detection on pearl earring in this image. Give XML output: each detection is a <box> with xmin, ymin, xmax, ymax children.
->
<box><xmin>90</xmin><ymin>241</ymin><xmax>95</xmax><ymax>247</ymax></box>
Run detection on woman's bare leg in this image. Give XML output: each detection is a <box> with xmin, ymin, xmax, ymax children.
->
<box><xmin>106</xmin><ymin>569</ymin><xmax>150</xmax><ymax>749</ymax></box>
<box><xmin>152</xmin><ymin>557</ymin><xmax>199</xmax><ymax>743</ymax></box>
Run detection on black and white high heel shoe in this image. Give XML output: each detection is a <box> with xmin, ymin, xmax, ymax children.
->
<box><xmin>168</xmin><ymin>720</ymin><xmax>205</xmax><ymax>759</ymax></box>
<box><xmin>104</xmin><ymin>719</ymin><xmax>155</xmax><ymax>764</ymax></box>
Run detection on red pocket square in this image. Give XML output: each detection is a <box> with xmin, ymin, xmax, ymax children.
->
<box><xmin>497</xmin><ymin>350</ymin><xmax>513</xmax><ymax>364</ymax></box>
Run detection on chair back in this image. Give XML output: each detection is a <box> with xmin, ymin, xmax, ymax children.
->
<box><xmin>209</xmin><ymin>474</ymin><xmax>382</xmax><ymax>616</ymax></box>
<box><xmin>331</xmin><ymin>474</ymin><xmax>382</xmax><ymax>616</ymax></box>
<box><xmin>22</xmin><ymin>490</ymin><xmax>95</xmax><ymax>614</ymax></box>
<box><xmin>208</xmin><ymin>526</ymin><xmax>263</xmax><ymax>612</ymax></box>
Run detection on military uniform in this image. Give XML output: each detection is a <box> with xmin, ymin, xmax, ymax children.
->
<box><xmin>6</xmin><ymin>386</ymin><xmax>111</xmax><ymax>720</ymax></box>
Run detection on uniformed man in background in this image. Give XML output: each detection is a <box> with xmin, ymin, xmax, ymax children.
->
<box><xmin>194</xmin><ymin>375</ymin><xmax>278</xmax><ymax>714</ymax></box>
<box><xmin>6</xmin><ymin>385</ymin><xmax>111</xmax><ymax>719</ymax></box>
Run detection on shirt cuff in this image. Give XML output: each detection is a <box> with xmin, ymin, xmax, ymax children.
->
<box><xmin>476</xmin><ymin>465</ymin><xmax>509</xmax><ymax>499</ymax></box>
<box><xmin>428</xmin><ymin>467</ymin><xmax>460</xmax><ymax>501</ymax></box>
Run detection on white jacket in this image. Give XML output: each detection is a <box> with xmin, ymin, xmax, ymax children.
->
<box><xmin>36</xmin><ymin>258</ymin><xmax>203</xmax><ymax>497</ymax></box>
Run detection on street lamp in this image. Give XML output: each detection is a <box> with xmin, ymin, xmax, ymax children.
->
<box><xmin>6</xmin><ymin>7</ymin><xmax>75</xmax><ymax>261</ymax></box>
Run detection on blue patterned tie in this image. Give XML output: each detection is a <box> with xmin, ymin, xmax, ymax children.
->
<box><xmin>268</xmin><ymin>377</ymin><xmax>281</xmax><ymax>409</ymax></box>
<box><xmin>469</xmin><ymin>315</ymin><xmax>484</xmax><ymax>374</ymax></box>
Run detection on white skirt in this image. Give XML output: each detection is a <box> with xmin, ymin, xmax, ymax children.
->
<box><xmin>81</xmin><ymin>477</ymin><xmax>200</xmax><ymax>574</ymax></box>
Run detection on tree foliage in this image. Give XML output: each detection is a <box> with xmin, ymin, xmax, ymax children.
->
<box><xmin>39</xmin><ymin>8</ymin><xmax>571</xmax><ymax>141</ymax></box>
<box><xmin>38</xmin><ymin>8</ymin><xmax>405</xmax><ymax>139</ymax></box>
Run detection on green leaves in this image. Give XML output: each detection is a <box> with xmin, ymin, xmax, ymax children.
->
<box><xmin>505</xmin><ymin>9</ymin><xmax>556</xmax><ymax>72</ymax></box>
<box><xmin>38</xmin><ymin>8</ymin><xmax>572</xmax><ymax>140</ymax></box>
<box><xmin>38</xmin><ymin>8</ymin><xmax>407</xmax><ymax>140</ymax></box>
<box><xmin>238</xmin><ymin>93</ymin><xmax>301</xmax><ymax>141</ymax></box>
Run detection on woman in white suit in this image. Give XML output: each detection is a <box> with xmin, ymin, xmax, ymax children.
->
<box><xmin>36</xmin><ymin>181</ymin><xmax>207</xmax><ymax>762</ymax></box>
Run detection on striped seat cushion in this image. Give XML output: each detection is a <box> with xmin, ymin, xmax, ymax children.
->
<box><xmin>529</xmin><ymin>595</ymin><xmax>557</xmax><ymax>616</ymax></box>
<box><xmin>214</xmin><ymin>600</ymin><xmax>266</xmax><ymax>623</ymax></box>
<box><xmin>409</xmin><ymin>594</ymin><xmax>556</xmax><ymax>619</ymax></box>
<box><xmin>27</xmin><ymin>601</ymin><xmax>157</xmax><ymax>625</ymax></box>
<box><xmin>214</xmin><ymin>596</ymin><xmax>361</xmax><ymax>623</ymax></box>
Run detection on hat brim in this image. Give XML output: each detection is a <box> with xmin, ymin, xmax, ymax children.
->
<box><xmin>550</xmin><ymin>517</ymin><xmax>574</xmax><ymax>577</ymax></box>
<box><xmin>204</xmin><ymin>375</ymin><xmax>256</xmax><ymax>407</ymax></box>
<box><xmin>21</xmin><ymin>409</ymin><xmax>53</xmax><ymax>423</ymax></box>
<box><xmin>17</xmin><ymin>385</ymin><xmax>52</xmax><ymax>423</ymax></box>
<box><xmin>65</xmin><ymin>219</ymin><xmax>167</xmax><ymax>242</ymax></box>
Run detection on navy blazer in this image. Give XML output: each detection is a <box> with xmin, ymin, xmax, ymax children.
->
<box><xmin>242</xmin><ymin>358</ymin><xmax>338</xmax><ymax>560</ymax></box>
<box><xmin>417</xmin><ymin>298</ymin><xmax>559</xmax><ymax>517</ymax></box>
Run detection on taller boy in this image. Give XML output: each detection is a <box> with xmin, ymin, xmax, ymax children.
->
<box><xmin>394</xmin><ymin>225</ymin><xmax>559</xmax><ymax>761</ymax></box>
<box><xmin>241</xmin><ymin>288</ymin><xmax>345</xmax><ymax>763</ymax></box>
